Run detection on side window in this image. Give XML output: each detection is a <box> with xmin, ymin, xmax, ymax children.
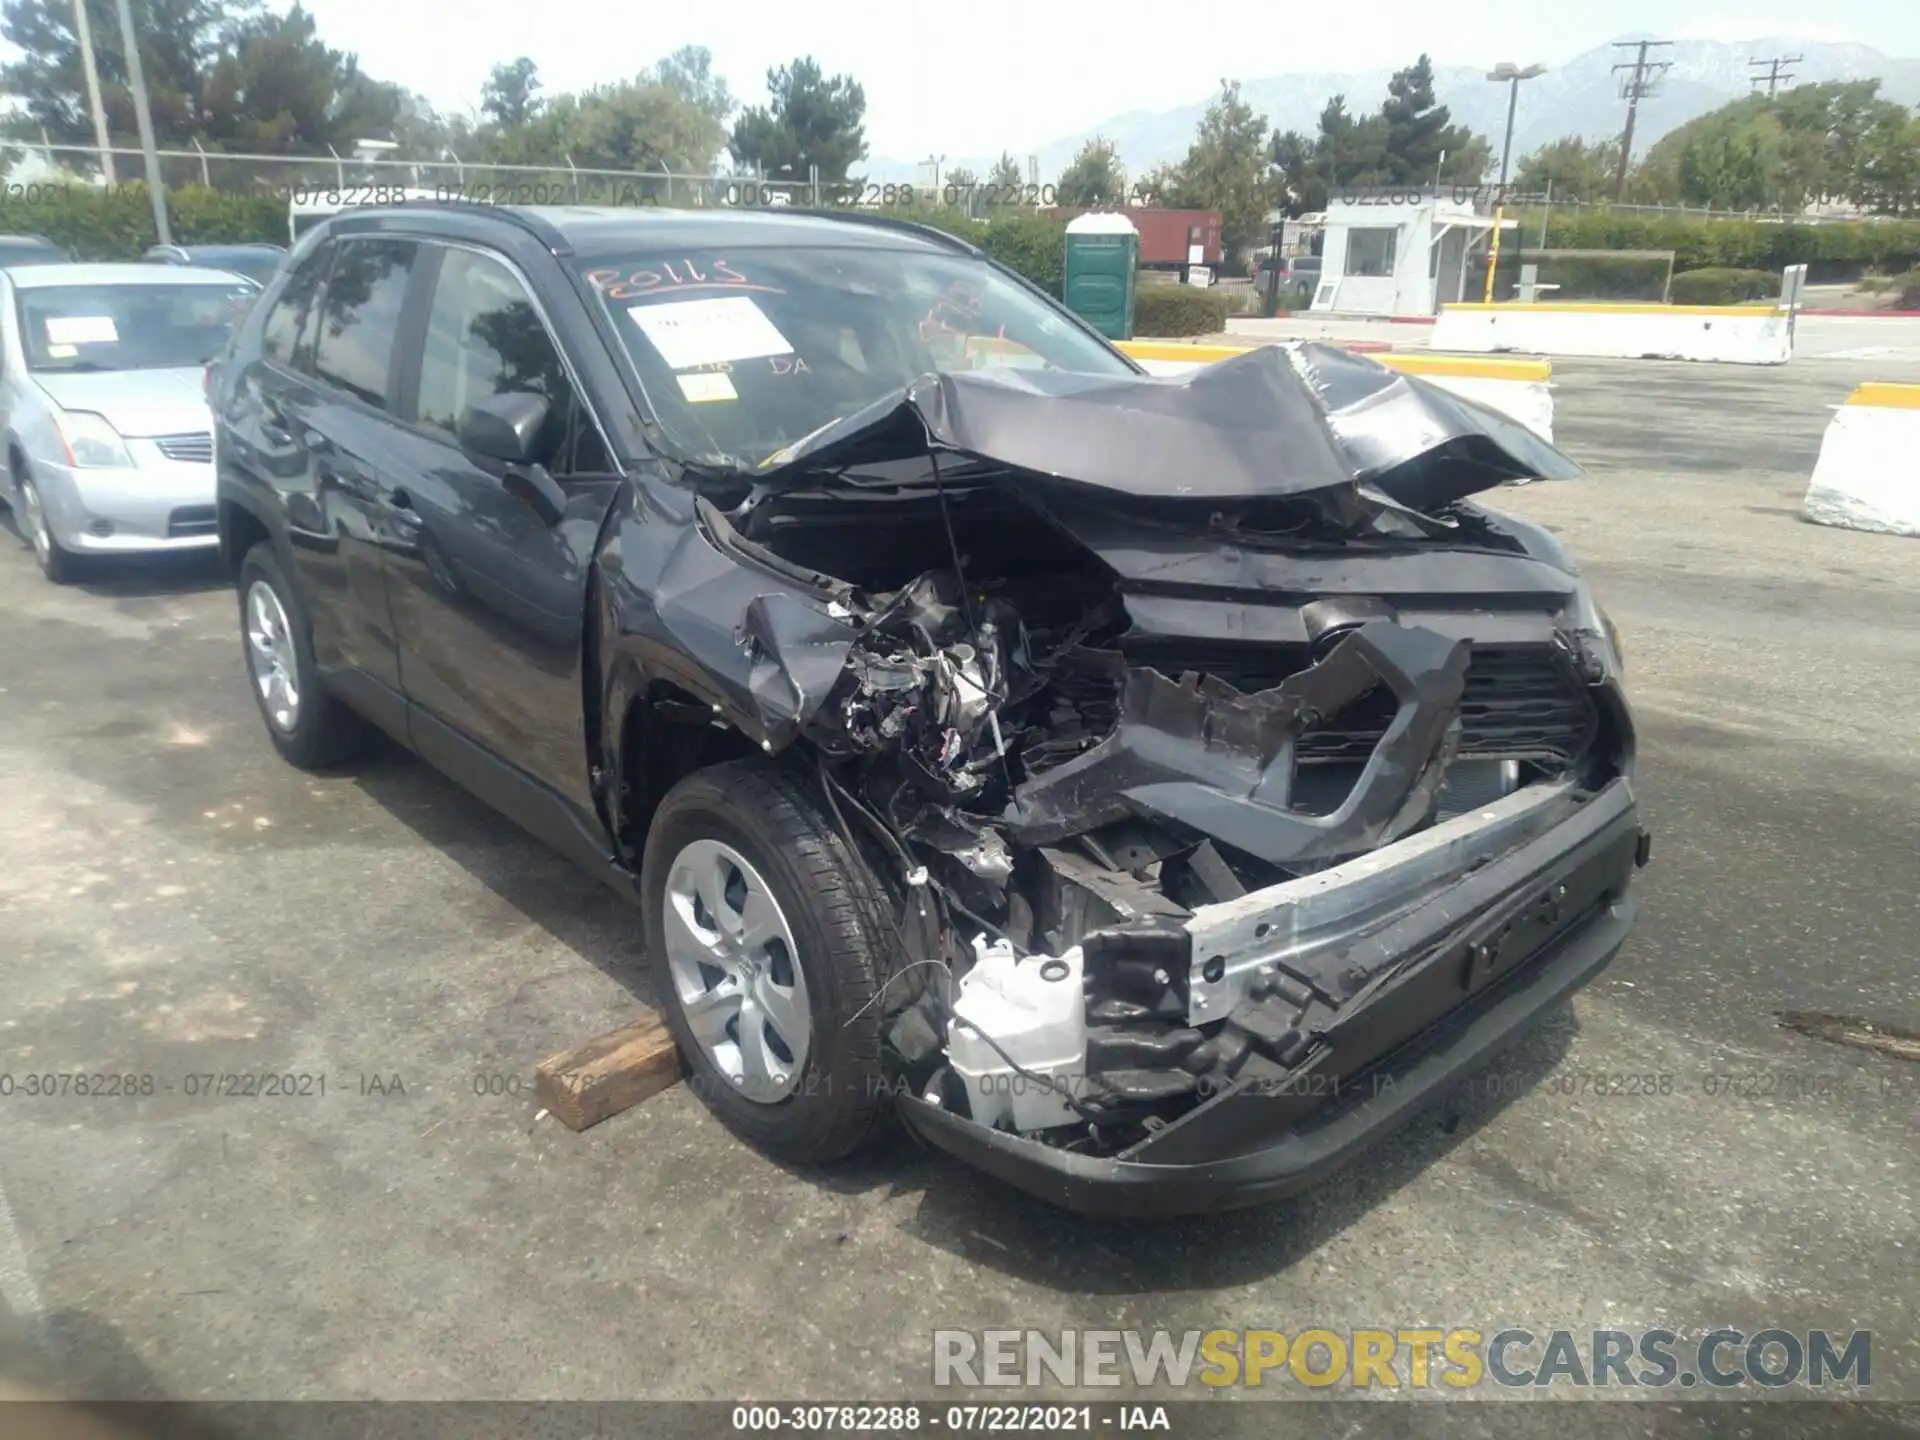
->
<box><xmin>414</xmin><ymin>248</ymin><xmax>610</xmax><ymax>474</ymax></box>
<box><xmin>310</xmin><ymin>238</ymin><xmax>419</xmax><ymax>410</ymax></box>
<box><xmin>261</xmin><ymin>241</ymin><xmax>332</xmax><ymax>368</ymax></box>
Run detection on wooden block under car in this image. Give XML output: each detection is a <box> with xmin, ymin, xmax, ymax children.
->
<box><xmin>535</xmin><ymin>1010</ymin><xmax>687</xmax><ymax>1131</ymax></box>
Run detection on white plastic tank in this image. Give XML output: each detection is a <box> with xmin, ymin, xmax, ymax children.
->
<box><xmin>945</xmin><ymin>936</ymin><xmax>1088</xmax><ymax>1132</ymax></box>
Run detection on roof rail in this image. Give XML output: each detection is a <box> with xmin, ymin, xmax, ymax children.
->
<box><xmin>328</xmin><ymin>200</ymin><xmax>575</xmax><ymax>256</ymax></box>
<box><xmin>777</xmin><ymin>207</ymin><xmax>984</xmax><ymax>257</ymax></box>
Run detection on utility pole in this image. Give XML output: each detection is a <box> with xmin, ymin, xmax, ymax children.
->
<box><xmin>72</xmin><ymin>0</ymin><xmax>116</xmax><ymax>182</ymax></box>
<box><xmin>113</xmin><ymin>0</ymin><xmax>171</xmax><ymax>244</ymax></box>
<box><xmin>1611</xmin><ymin>39</ymin><xmax>1674</xmax><ymax>201</ymax></box>
<box><xmin>1749</xmin><ymin>54</ymin><xmax>1802</xmax><ymax>98</ymax></box>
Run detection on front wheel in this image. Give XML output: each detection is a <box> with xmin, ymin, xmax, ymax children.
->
<box><xmin>641</xmin><ymin>759</ymin><xmax>898</xmax><ymax>1163</ymax></box>
<box><xmin>15</xmin><ymin>475</ymin><xmax>78</xmax><ymax>584</ymax></box>
<box><xmin>237</xmin><ymin>541</ymin><xmax>373</xmax><ymax>769</ymax></box>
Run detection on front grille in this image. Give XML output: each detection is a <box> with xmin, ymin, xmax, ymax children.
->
<box><xmin>154</xmin><ymin>432</ymin><xmax>213</xmax><ymax>464</ymax></box>
<box><xmin>1125</xmin><ymin>640</ymin><xmax>1598</xmax><ymax>768</ymax></box>
<box><xmin>167</xmin><ymin>505</ymin><xmax>217</xmax><ymax>538</ymax></box>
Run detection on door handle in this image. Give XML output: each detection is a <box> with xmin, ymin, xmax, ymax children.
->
<box><xmin>262</xmin><ymin>420</ymin><xmax>293</xmax><ymax>445</ymax></box>
<box><xmin>389</xmin><ymin>487</ymin><xmax>416</xmax><ymax>513</ymax></box>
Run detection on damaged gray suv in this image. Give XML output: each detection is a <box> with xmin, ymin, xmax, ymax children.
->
<box><xmin>212</xmin><ymin>204</ymin><xmax>1648</xmax><ymax>1215</ymax></box>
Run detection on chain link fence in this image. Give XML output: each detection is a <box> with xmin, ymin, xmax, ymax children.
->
<box><xmin>9</xmin><ymin>140</ymin><xmax>833</xmax><ymax>208</ymax></box>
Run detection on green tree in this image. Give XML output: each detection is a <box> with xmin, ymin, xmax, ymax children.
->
<box><xmin>729</xmin><ymin>56</ymin><xmax>867</xmax><ymax>182</ymax></box>
<box><xmin>1158</xmin><ymin>80</ymin><xmax>1270</xmax><ymax>262</ymax></box>
<box><xmin>481</xmin><ymin>57</ymin><xmax>541</xmax><ymax>130</ymax></box>
<box><xmin>1634</xmin><ymin>81</ymin><xmax>1918</xmax><ymax>212</ymax></box>
<box><xmin>197</xmin><ymin>6</ymin><xmax>402</xmax><ymax>155</ymax></box>
<box><xmin>1270</xmin><ymin>58</ymin><xmax>1492</xmax><ymax>217</ymax></box>
<box><xmin>1511</xmin><ymin>137</ymin><xmax>1622</xmax><ymax>202</ymax></box>
<box><xmin>648</xmin><ymin>45</ymin><xmax>733</xmax><ymax>129</ymax></box>
<box><xmin>0</xmin><ymin>0</ymin><xmax>256</xmax><ymax>150</ymax></box>
<box><xmin>1380</xmin><ymin>55</ymin><xmax>1490</xmax><ymax>185</ymax></box>
<box><xmin>1055</xmin><ymin>135</ymin><xmax>1126</xmax><ymax>206</ymax></box>
<box><xmin>550</xmin><ymin>79</ymin><xmax>731</xmax><ymax>173</ymax></box>
<box><xmin>987</xmin><ymin>151</ymin><xmax>1024</xmax><ymax>190</ymax></box>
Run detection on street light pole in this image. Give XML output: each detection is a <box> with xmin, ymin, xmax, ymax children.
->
<box><xmin>1482</xmin><ymin>63</ymin><xmax>1544</xmax><ymax>303</ymax></box>
<box><xmin>72</xmin><ymin>0</ymin><xmax>116</xmax><ymax>183</ymax></box>
<box><xmin>1486</xmin><ymin>62</ymin><xmax>1546</xmax><ymax>191</ymax></box>
<box><xmin>113</xmin><ymin>0</ymin><xmax>171</xmax><ymax>244</ymax></box>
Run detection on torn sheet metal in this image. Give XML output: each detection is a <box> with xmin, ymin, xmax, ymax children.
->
<box><xmin>1003</xmin><ymin>621</ymin><xmax>1469</xmax><ymax>868</ymax></box>
<box><xmin>752</xmin><ymin>342</ymin><xmax>1580</xmax><ymax>509</ymax></box>
<box><xmin>602</xmin><ymin>488</ymin><xmax>860</xmax><ymax>746</ymax></box>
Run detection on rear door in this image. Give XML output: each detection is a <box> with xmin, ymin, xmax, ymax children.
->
<box><xmin>260</xmin><ymin>236</ymin><xmax>423</xmax><ymax>711</ymax></box>
<box><xmin>379</xmin><ymin>242</ymin><xmax>621</xmax><ymax>815</ymax></box>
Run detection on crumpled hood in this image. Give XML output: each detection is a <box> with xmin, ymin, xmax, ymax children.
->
<box><xmin>33</xmin><ymin>368</ymin><xmax>211</xmax><ymax>439</ymax></box>
<box><xmin>752</xmin><ymin>341</ymin><xmax>1580</xmax><ymax>512</ymax></box>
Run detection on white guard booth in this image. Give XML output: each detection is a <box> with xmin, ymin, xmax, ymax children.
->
<box><xmin>1310</xmin><ymin>185</ymin><xmax>1513</xmax><ymax>318</ymax></box>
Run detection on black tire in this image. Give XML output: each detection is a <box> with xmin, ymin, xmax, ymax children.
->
<box><xmin>237</xmin><ymin>540</ymin><xmax>373</xmax><ymax>769</ymax></box>
<box><xmin>15</xmin><ymin>475</ymin><xmax>79</xmax><ymax>584</ymax></box>
<box><xmin>642</xmin><ymin>758</ymin><xmax>898</xmax><ymax>1163</ymax></box>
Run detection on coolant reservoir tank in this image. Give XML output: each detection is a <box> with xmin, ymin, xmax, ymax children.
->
<box><xmin>946</xmin><ymin>936</ymin><xmax>1088</xmax><ymax>1132</ymax></box>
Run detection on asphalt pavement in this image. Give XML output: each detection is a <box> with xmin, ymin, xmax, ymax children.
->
<box><xmin>0</xmin><ymin>353</ymin><xmax>1915</xmax><ymax>1431</ymax></box>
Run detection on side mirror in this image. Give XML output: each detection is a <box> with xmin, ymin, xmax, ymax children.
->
<box><xmin>457</xmin><ymin>391</ymin><xmax>550</xmax><ymax>465</ymax></box>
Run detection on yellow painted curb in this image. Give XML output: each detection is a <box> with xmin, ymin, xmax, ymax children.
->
<box><xmin>1443</xmin><ymin>302</ymin><xmax>1782</xmax><ymax>317</ymax></box>
<box><xmin>1116</xmin><ymin>341</ymin><xmax>1254</xmax><ymax>364</ymax></box>
<box><xmin>1843</xmin><ymin>382</ymin><xmax>1920</xmax><ymax>409</ymax></box>
<box><xmin>1378</xmin><ymin>353</ymin><xmax>1552</xmax><ymax>382</ymax></box>
<box><xmin>1114</xmin><ymin>340</ymin><xmax>1551</xmax><ymax>383</ymax></box>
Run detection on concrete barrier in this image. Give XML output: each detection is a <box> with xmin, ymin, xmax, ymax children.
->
<box><xmin>1802</xmin><ymin>383</ymin><xmax>1920</xmax><ymax>537</ymax></box>
<box><xmin>1116</xmin><ymin>341</ymin><xmax>1556</xmax><ymax>441</ymax></box>
<box><xmin>1430</xmin><ymin>302</ymin><xmax>1793</xmax><ymax>365</ymax></box>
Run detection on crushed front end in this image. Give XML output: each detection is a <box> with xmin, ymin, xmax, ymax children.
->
<box><xmin>675</xmin><ymin>344</ymin><xmax>1650</xmax><ymax>1214</ymax></box>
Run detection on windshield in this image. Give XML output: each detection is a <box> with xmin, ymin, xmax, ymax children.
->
<box><xmin>580</xmin><ymin>245</ymin><xmax>1134</xmax><ymax>467</ymax></box>
<box><xmin>17</xmin><ymin>282</ymin><xmax>255</xmax><ymax>373</ymax></box>
<box><xmin>194</xmin><ymin>251</ymin><xmax>283</xmax><ymax>286</ymax></box>
<box><xmin>0</xmin><ymin>240</ymin><xmax>66</xmax><ymax>267</ymax></box>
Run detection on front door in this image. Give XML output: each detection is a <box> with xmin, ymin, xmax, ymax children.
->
<box><xmin>379</xmin><ymin>243</ymin><xmax>620</xmax><ymax>815</ymax></box>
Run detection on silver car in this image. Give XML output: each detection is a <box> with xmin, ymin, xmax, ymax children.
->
<box><xmin>0</xmin><ymin>263</ymin><xmax>257</xmax><ymax>582</ymax></box>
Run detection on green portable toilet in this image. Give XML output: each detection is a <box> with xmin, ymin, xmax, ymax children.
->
<box><xmin>1063</xmin><ymin>212</ymin><xmax>1140</xmax><ymax>340</ymax></box>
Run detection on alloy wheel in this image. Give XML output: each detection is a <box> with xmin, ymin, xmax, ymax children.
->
<box><xmin>245</xmin><ymin>580</ymin><xmax>301</xmax><ymax>733</ymax></box>
<box><xmin>662</xmin><ymin>837</ymin><xmax>812</xmax><ymax>1103</ymax></box>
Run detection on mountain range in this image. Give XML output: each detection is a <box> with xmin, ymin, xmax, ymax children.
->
<box><xmin>869</xmin><ymin>38</ymin><xmax>1920</xmax><ymax>188</ymax></box>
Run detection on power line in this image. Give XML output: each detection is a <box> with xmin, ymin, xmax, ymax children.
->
<box><xmin>1611</xmin><ymin>39</ymin><xmax>1675</xmax><ymax>201</ymax></box>
<box><xmin>1749</xmin><ymin>54</ymin><xmax>1803</xmax><ymax>98</ymax></box>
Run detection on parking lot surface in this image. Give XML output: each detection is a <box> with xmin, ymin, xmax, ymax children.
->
<box><xmin>1</xmin><ymin>355</ymin><xmax>1916</xmax><ymax>1423</ymax></box>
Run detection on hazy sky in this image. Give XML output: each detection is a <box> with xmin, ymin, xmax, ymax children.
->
<box><xmin>34</xmin><ymin>0</ymin><xmax>1920</xmax><ymax>160</ymax></box>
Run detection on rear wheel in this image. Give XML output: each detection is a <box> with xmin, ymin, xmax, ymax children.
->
<box><xmin>642</xmin><ymin>759</ymin><xmax>897</xmax><ymax>1163</ymax></box>
<box><xmin>15</xmin><ymin>475</ymin><xmax>78</xmax><ymax>584</ymax></box>
<box><xmin>238</xmin><ymin>541</ymin><xmax>373</xmax><ymax>769</ymax></box>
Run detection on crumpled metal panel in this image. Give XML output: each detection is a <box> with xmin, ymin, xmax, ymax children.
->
<box><xmin>600</xmin><ymin>487</ymin><xmax>860</xmax><ymax>746</ymax></box>
<box><xmin>1004</xmin><ymin>621</ymin><xmax>1469</xmax><ymax>868</ymax></box>
<box><xmin>752</xmin><ymin>342</ymin><xmax>1580</xmax><ymax>510</ymax></box>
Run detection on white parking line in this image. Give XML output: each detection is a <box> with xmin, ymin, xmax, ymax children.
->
<box><xmin>0</xmin><ymin>1176</ymin><xmax>45</xmax><ymax>1323</ymax></box>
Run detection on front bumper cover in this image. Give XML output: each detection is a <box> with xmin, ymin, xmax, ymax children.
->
<box><xmin>899</xmin><ymin>776</ymin><xmax>1646</xmax><ymax>1217</ymax></box>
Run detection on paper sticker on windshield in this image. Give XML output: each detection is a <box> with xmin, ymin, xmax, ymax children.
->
<box><xmin>47</xmin><ymin>315</ymin><xmax>118</xmax><ymax>345</ymax></box>
<box><xmin>46</xmin><ymin>343</ymin><xmax>77</xmax><ymax>359</ymax></box>
<box><xmin>677</xmin><ymin>371</ymin><xmax>737</xmax><ymax>404</ymax></box>
<box><xmin>628</xmin><ymin>295</ymin><xmax>791</xmax><ymax>371</ymax></box>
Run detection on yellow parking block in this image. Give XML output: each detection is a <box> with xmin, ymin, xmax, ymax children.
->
<box><xmin>1443</xmin><ymin>301</ymin><xmax>1783</xmax><ymax>317</ymax></box>
<box><xmin>1114</xmin><ymin>340</ymin><xmax>1551</xmax><ymax>383</ymax></box>
<box><xmin>1842</xmin><ymin>382</ymin><xmax>1920</xmax><ymax>409</ymax></box>
<box><xmin>1377</xmin><ymin>353</ymin><xmax>1552</xmax><ymax>382</ymax></box>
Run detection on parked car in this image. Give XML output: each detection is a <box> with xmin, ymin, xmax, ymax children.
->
<box><xmin>0</xmin><ymin>235</ymin><xmax>74</xmax><ymax>267</ymax></box>
<box><xmin>1</xmin><ymin>263</ymin><xmax>256</xmax><ymax>582</ymax></box>
<box><xmin>212</xmin><ymin>204</ymin><xmax>1647</xmax><ymax>1215</ymax></box>
<box><xmin>143</xmin><ymin>242</ymin><xmax>287</xmax><ymax>288</ymax></box>
<box><xmin>1263</xmin><ymin>253</ymin><xmax>1322</xmax><ymax>299</ymax></box>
